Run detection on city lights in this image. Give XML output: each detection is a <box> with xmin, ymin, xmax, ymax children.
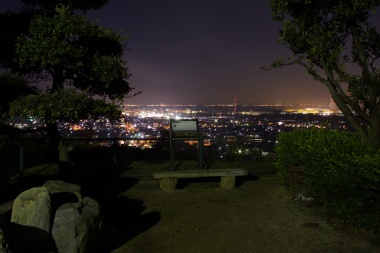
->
<box><xmin>14</xmin><ymin>103</ymin><xmax>347</xmax><ymax>153</ymax></box>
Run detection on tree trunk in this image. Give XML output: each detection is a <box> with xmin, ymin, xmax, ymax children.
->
<box><xmin>325</xmin><ymin>83</ymin><xmax>380</xmax><ymax>146</ymax></box>
<box><xmin>46</xmin><ymin>122</ymin><xmax>61</xmax><ymax>162</ymax></box>
<box><xmin>58</xmin><ymin>140</ymin><xmax>74</xmax><ymax>162</ymax></box>
<box><xmin>370</xmin><ymin>106</ymin><xmax>380</xmax><ymax>146</ymax></box>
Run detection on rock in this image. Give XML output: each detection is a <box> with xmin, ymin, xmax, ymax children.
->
<box><xmin>43</xmin><ymin>180</ymin><xmax>81</xmax><ymax>201</ymax></box>
<box><xmin>43</xmin><ymin>180</ymin><xmax>82</xmax><ymax>231</ymax></box>
<box><xmin>220</xmin><ymin>176</ymin><xmax>236</xmax><ymax>189</ymax></box>
<box><xmin>9</xmin><ymin>187</ymin><xmax>60</xmax><ymax>252</ymax></box>
<box><xmin>0</xmin><ymin>222</ymin><xmax>56</xmax><ymax>253</ymax></box>
<box><xmin>0</xmin><ymin>225</ymin><xmax>11</xmax><ymax>253</ymax></box>
<box><xmin>160</xmin><ymin>178</ymin><xmax>177</xmax><ymax>192</ymax></box>
<box><xmin>11</xmin><ymin>187</ymin><xmax>52</xmax><ymax>233</ymax></box>
<box><xmin>43</xmin><ymin>180</ymin><xmax>82</xmax><ymax>211</ymax></box>
<box><xmin>52</xmin><ymin>197</ymin><xmax>102</xmax><ymax>253</ymax></box>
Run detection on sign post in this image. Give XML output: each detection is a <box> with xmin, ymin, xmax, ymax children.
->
<box><xmin>169</xmin><ymin>119</ymin><xmax>203</xmax><ymax>169</ymax></box>
<box><xmin>169</xmin><ymin>119</ymin><xmax>199</xmax><ymax>139</ymax></box>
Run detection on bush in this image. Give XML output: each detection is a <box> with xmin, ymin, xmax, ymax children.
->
<box><xmin>274</xmin><ymin>128</ymin><xmax>312</xmax><ymax>184</ymax></box>
<box><xmin>275</xmin><ymin>128</ymin><xmax>380</xmax><ymax>231</ymax></box>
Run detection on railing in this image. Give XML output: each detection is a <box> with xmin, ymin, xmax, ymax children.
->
<box><xmin>4</xmin><ymin>137</ymin><xmax>276</xmax><ymax>179</ymax></box>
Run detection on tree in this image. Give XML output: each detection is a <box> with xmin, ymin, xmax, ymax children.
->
<box><xmin>0</xmin><ymin>72</ymin><xmax>38</xmax><ymax>118</ymax></box>
<box><xmin>21</xmin><ymin>0</ymin><xmax>111</xmax><ymax>13</ymax></box>
<box><xmin>0</xmin><ymin>73</ymin><xmax>38</xmax><ymax>136</ymax></box>
<box><xmin>0</xmin><ymin>1</ymin><xmax>138</xmax><ymax>159</ymax></box>
<box><xmin>268</xmin><ymin>0</ymin><xmax>380</xmax><ymax>145</ymax></box>
<box><xmin>0</xmin><ymin>0</ymin><xmax>111</xmax><ymax>69</ymax></box>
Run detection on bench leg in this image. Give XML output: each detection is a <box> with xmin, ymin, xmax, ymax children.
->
<box><xmin>160</xmin><ymin>178</ymin><xmax>177</xmax><ymax>192</ymax></box>
<box><xmin>220</xmin><ymin>176</ymin><xmax>236</xmax><ymax>189</ymax></box>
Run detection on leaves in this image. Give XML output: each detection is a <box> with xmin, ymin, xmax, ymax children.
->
<box><xmin>21</xmin><ymin>0</ymin><xmax>110</xmax><ymax>13</ymax></box>
<box><xmin>275</xmin><ymin>127</ymin><xmax>380</xmax><ymax>230</ymax></box>
<box><xmin>12</xmin><ymin>10</ymin><xmax>134</xmax><ymax>121</ymax></box>
<box><xmin>269</xmin><ymin>0</ymin><xmax>380</xmax><ymax>144</ymax></box>
<box><xmin>9</xmin><ymin>89</ymin><xmax>121</xmax><ymax>123</ymax></box>
<box><xmin>0</xmin><ymin>72</ymin><xmax>38</xmax><ymax>119</ymax></box>
<box><xmin>15</xmin><ymin>13</ymin><xmax>133</xmax><ymax>97</ymax></box>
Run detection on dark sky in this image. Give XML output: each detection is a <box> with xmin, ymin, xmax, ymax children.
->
<box><xmin>1</xmin><ymin>0</ymin><xmax>364</xmax><ymax>105</ymax></box>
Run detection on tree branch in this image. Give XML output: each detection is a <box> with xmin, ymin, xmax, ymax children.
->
<box><xmin>351</xmin><ymin>27</ymin><xmax>377</xmax><ymax>105</ymax></box>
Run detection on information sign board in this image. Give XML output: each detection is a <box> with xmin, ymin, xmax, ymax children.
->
<box><xmin>169</xmin><ymin>119</ymin><xmax>199</xmax><ymax>138</ymax></box>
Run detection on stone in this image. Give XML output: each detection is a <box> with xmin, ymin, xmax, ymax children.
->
<box><xmin>0</xmin><ymin>222</ymin><xmax>57</xmax><ymax>253</ymax></box>
<box><xmin>11</xmin><ymin>187</ymin><xmax>52</xmax><ymax>233</ymax></box>
<box><xmin>160</xmin><ymin>178</ymin><xmax>177</xmax><ymax>192</ymax></box>
<box><xmin>43</xmin><ymin>180</ymin><xmax>82</xmax><ymax>228</ymax></box>
<box><xmin>9</xmin><ymin>187</ymin><xmax>53</xmax><ymax>252</ymax></box>
<box><xmin>0</xmin><ymin>222</ymin><xmax>56</xmax><ymax>253</ymax></box>
<box><xmin>220</xmin><ymin>176</ymin><xmax>236</xmax><ymax>189</ymax></box>
<box><xmin>52</xmin><ymin>197</ymin><xmax>102</xmax><ymax>253</ymax></box>
<box><xmin>43</xmin><ymin>180</ymin><xmax>82</xmax><ymax>201</ymax></box>
<box><xmin>0</xmin><ymin>226</ymin><xmax>11</xmax><ymax>253</ymax></box>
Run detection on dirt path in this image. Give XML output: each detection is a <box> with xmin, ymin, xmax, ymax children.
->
<box><xmin>1</xmin><ymin>171</ymin><xmax>379</xmax><ymax>253</ymax></box>
<box><xmin>110</xmin><ymin>176</ymin><xmax>380</xmax><ymax>253</ymax></box>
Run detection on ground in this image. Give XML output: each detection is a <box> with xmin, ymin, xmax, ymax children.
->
<box><xmin>1</xmin><ymin>165</ymin><xmax>380</xmax><ymax>253</ymax></box>
<box><xmin>107</xmin><ymin>175</ymin><xmax>380</xmax><ymax>253</ymax></box>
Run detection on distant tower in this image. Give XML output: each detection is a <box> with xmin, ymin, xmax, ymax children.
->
<box><xmin>234</xmin><ymin>98</ymin><xmax>237</xmax><ymax>112</ymax></box>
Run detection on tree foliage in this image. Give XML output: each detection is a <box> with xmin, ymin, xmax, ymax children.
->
<box><xmin>268</xmin><ymin>0</ymin><xmax>380</xmax><ymax>145</ymax></box>
<box><xmin>0</xmin><ymin>72</ymin><xmax>38</xmax><ymax>118</ymax></box>
<box><xmin>0</xmin><ymin>0</ymin><xmax>109</xmax><ymax>68</ymax></box>
<box><xmin>14</xmin><ymin>13</ymin><xmax>132</xmax><ymax>99</ymax></box>
<box><xmin>0</xmin><ymin>0</ymin><xmax>138</xmax><ymax>156</ymax></box>
<box><xmin>2</xmin><ymin>0</ymin><xmax>135</xmax><ymax>120</ymax></box>
<box><xmin>10</xmin><ymin>89</ymin><xmax>121</xmax><ymax>123</ymax></box>
<box><xmin>21</xmin><ymin>0</ymin><xmax>110</xmax><ymax>13</ymax></box>
<box><xmin>275</xmin><ymin>128</ymin><xmax>380</xmax><ymax>231</ymax></box>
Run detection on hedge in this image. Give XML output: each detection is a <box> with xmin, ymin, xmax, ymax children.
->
<box><xmin>275</xmin><ymin>128</ymin><xmax>380</xmax><ymax>231</ymax></box>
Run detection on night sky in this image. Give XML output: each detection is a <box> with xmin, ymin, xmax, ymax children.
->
<box><xmin>3</xmin><ymin>0</ymin><xmax>370</xmax><ymax>106</ymax></box>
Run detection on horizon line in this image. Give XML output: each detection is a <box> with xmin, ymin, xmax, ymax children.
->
<box><xmin>122</xmin><ymin>103</ymin><xmax>330</xmax><ymax>107</ymax></box>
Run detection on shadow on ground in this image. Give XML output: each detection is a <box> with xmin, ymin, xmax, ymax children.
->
<box><xmin>56</xmin><ymin>162</ymin><xmax>162</xmax><ymax>252</ymax></box>
<box><xmin>175</xmin><ymin>173</ymin><xmax>260</xmax><ymax>189</ymax></box>
<box><xmin>0</xmin><ymin>162</ymin><xmax>161</xmax><ymax>252</ymax></box>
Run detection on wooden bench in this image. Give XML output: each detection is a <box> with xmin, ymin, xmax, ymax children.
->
<box><xmin>153</xmin><ymin>169</ymin><xmax>247</xmax><ymax>192</ymax></box>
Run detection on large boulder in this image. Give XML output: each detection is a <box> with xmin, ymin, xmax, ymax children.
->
<box><xmin>11</xmin><ymin>187</ymin><xmax>51</xmax><ymax>232</ymax></box>
<box><xmin>43</xmin><ymin>180</ymin><xmax>82</xmax><ymax>232</ymax></box>
<box><xmin>0</xmin><ymin>225</ymin><xmax>11</xmax><ymax>253</ymax></box>
<box><xmin>10</xmin><ymin>187</ymin><xmax>53</xmax><ymax>251</ymax></box>
<box><xmin>52</xmin><ymin>197</ymin><xmax>103</xmax><ymax>253</ymax></box>
<box><xmin>0</xmin><ymin>222</ymin><xmax>56</xmax><ymax>253</ymax></box>
<box><xmin>6</xmin><ymin>182</ymin><xmax>110</xmax><ymax>252</ymax></box>
<box><xmin>43</xmin><ymin>180</ymin><xmax>82</xmax><ymax>201</ymax></box>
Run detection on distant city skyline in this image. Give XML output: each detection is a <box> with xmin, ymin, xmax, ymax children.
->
<box><xmin>1</xmin><ymin>1</ymin><xmax>379</xmax><ymax>105</ymax></box>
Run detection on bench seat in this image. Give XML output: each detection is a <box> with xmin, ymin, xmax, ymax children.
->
<box><xmin>153</xmin><ymin>169</ymin><xmax>247</xmax><ymax>192</ymax></box>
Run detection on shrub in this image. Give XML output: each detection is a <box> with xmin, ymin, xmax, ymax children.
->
<box><xmin>274</xmin><ymin>128</ymin><xmax>313</xmax><ymax>184</ymax></box>
<box><xmin>275</xmin><ymin>127</ymin><xmax>380</xmax><ymax>231</ymax></box>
